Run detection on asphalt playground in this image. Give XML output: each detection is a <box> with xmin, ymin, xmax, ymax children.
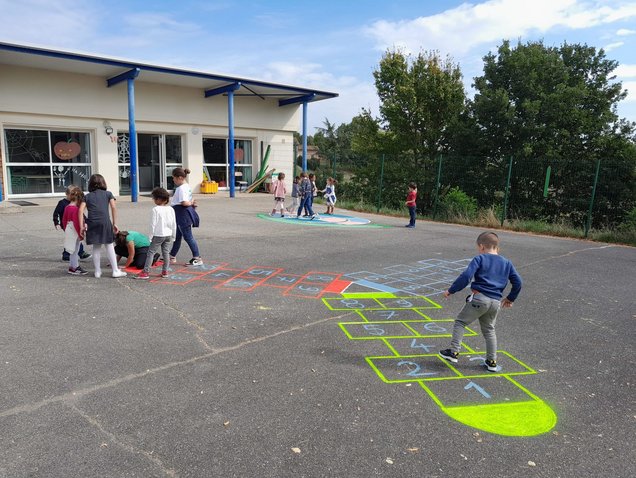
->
<box><xmin>0</xmin><ymin>193</ymin><xmax>634</xmax><ymax>478</ymax></box>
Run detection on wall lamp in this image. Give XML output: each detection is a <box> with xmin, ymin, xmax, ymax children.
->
<box><xmin>103</xmin><ymin>120</ymin><xmax>114</xmax><ymax>135</ymax></box>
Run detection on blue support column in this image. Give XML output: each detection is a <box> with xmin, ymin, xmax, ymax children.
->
<box><xmin>127</xmin><ymin>78</ymin><xmax>139</xmax><ymax>202</ymax></box>
<box><xmin>278</xmin><ymin>93</ymin><xmax>315</xmax><ymax>174</ymax></box>
<box><xmin>107</xmin><ymin>68</ymin><xmax>140</xmax><ymax>202</ymax></box>
<box><xmin>302</xmin><ymin>101</ymin><xmax>308</xmax><ymax>172</ymax></box>
<box><xmin>204</xmin><ymin>82</ymin><xmax>241</xmax><ymax>198</ymax></box>
<box><xmin>228</xmin><ymin>89</ymin><xmax>236</xmax><ymax>198</ymax></box>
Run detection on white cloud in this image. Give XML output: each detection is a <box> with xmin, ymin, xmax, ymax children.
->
<box><xmin>258</xmin><ymin>61</ymin><xmax>379</xmax><ymax>132</ymax></box>
<box><xmin>622</xmin><ymin>81</ymin><xmax>636</xmax><ymax>102</ymax></box>
<box><xmin>365</xmin><ymin>0</ymin><xmax>636</xmax><ymax>57</ymax></box>
<box><xmin>616</xmin><ymin>28</ymin><xmax>636</xmax><ymax>35</ymax></box>
<box><xmin>615</xmin><ymin>64</ymin><xmax>636</xmax><ymax>78</ymax></box>
<box><xmin>604</xmin><ymin>41</ymin><xmax>624</xmax><ymax>51</ymax></box>
<box><xmin>0</xmin><ymin>0</ymin><xmax>99</xmax><ymax>48</ymax></box>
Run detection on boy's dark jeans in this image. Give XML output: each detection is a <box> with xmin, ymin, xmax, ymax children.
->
<box><xmin>408</xmin><ymin>206</ymin><xmax>416</xmax><ymax>226</ymax></box>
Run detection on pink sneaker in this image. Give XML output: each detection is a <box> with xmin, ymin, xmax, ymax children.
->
<box><xmin>134</xmin><ymin>271</ymin><xmax>150</xmax><ymax>280</ymax></box>
<box><xmin>160</xmin><ymin>270</ymin><xmax>169</xmax><ymax>278</ymax></box>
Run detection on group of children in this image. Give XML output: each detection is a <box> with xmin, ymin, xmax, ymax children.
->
<box><xmin>56</xmin><ymin>169</ymin><xmax>523</xmax><ymax>373</ymax></box>
<box><xmin>56</xmin><ymin>167</ymin><xmax>203</xmax><ymax>279</ymax></box>
<box><xmin>269</xmin><ymin>172</ymin><xmax>338</xmax><ymax>219</ymax></box>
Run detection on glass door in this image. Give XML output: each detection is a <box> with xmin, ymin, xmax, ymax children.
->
<box><xmin>119</xmin><ymin>133</ymin><xmax>183</xmax><ymax>193</ymax></box>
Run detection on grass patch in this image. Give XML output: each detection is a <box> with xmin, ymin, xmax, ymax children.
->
<box><xmin>336</xmin><ymin>201</ymin><xmax>636</xmax><ymax>246</ymax></box>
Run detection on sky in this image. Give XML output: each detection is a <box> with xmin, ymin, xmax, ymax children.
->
<box><xmin>1</xmin><ymin>0</ymin><xmax>635</xmax><ymax>133</ymax></box>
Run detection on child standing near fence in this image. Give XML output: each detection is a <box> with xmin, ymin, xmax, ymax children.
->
<box><xmin>62</xmin><ymin>187</ymin><xmax>88</xmax><ymax>275</ymax></box>
<box><xmin>270</xmin><ymin>172</ymin><xmax>287</xmax><ymax>217</ymax></box>
<box><xmin>78</xmin><ymin>174</ymin><xmax>126</xmax><ymax>278</ymax></box>
<box><xmin>135</xmin><ymin>187</ymin><xmax>176</xmax><ymax>280</ymax></box>
<box><xmin>439</xmin><ymin>232</ymin><xmax>522</xmax><ymax>372</ymax></box>
<box><xmin>405</xmin><ymin>182</ymin><xmax>417</xmax><ymax>228</ymax></box>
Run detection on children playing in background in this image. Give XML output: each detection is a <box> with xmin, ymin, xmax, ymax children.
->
<box><xmin>270</xmin><ymin>172</ymin><xmax>287</xmax><ymax>217</ymax></box>
<box><xmin>439</xmin><ymin>232</ymin><xmax>522</xmax><ymax>372</ymax></box>
<box><xmin>296</xmin><ymin>172</ymin><xmax>316</xmax><ymax>219</ymax></box>
<box><xmin>288</xmin><ymin>176</ymin><xmax>300</xmax><ymax>214</ymax></box>
<box><xmin>169</xmin><ymin>167</ymin><xmax>203</xmax><ymax>267</ymax></box>
<box><xmin>135</xmin><ymin>187</ymin><xmax>176</xmax><ymax>280</ymax></box>
<box><xmin>405</xmin><ymin>182</ymin><xmax>417</xmax><ymax>228</ymax></box>
<box><xmin>79</xmin><ymin>174</ymin><xmax>127</xmax><ymax>278</ymax></box>
<box><xmin>321</xmin><ymin>177</ymin><xmax>337</xmax><ymax>215</ymax></box>
<box><xmin>61</xmin><ymin>187</ymin><xmax>88</xmax><ymax>275</ymax></box>
<box><xmin>54</xmin><ymin>185</ymin><xmax>90</xmax><ymax>262</ymax></box>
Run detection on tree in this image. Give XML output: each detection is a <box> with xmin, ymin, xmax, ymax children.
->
<box><xmin>373</xmin><ymin>49</ymin><xmax>467</xmax><ymax>169</ymax></box>
<box><xmin>471</xmin><ymin>40</ymin><xmax>636</xmax><ymax>226</ymax></box>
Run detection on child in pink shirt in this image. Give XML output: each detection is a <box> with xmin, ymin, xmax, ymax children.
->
<box><xmin>270</xmin><ymin>172</ymin><xmax>288</xmax><ymax>218</ymax></box>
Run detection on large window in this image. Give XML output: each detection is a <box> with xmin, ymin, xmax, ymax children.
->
<box><xmin>4</xmin><ymin>129</ymin><xmax>92</xmax><ymax>195</ymax></box>
<box><xmin>202</xmin><ymin>138</ymin><xmax>253</xmax><ymax>188</ymax></box>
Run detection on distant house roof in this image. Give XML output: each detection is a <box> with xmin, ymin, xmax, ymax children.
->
<box><xmin>0</xmin><ymin>41</ymin><xmax>338</xmax><ymax>105</ymax></box>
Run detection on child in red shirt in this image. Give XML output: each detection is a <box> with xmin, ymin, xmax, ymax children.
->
<box><xmin>405</xmin><ymin>182</ymin><xmax>417</xmax><ymax>228</ymax></box>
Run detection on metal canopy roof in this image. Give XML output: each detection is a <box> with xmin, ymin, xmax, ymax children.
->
<box><xmin>0</xmin><ymin>41</ymin><xmax>338</xmax><ymax>105</ymax></box>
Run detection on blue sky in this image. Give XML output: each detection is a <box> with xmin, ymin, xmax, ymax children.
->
<box><xmin>1</xmin><ymin>0</ymin><xmax>635</xmax><ymax>132</ymax></box>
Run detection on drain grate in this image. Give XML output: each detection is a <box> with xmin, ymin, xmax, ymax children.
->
<box><xmin>9</xmin><ymin>200</ymin><xmax>39</xmax><ymax>206</ymax></box>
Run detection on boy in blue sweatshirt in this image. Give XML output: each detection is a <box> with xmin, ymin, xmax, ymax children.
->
<box><xmin>439</xmin><ymin>231</ymin><xmax>522</xmax><ymax>371</ymax></box>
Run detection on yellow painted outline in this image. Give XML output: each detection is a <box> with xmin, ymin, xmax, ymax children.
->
<box><xmin>338</xmin><ymin>320</ymin><xmax>477</xmax><ymax>340</ymax></box>
<box><xmin>329</xmin><ymin>287</ymin><xmax>557</xmax><ymax>436</ymax></box>
<box><xmin>323</xmin><ymin>295</ymin><xmax>442</xmax><ymax>311</ymax></box>
<box><xmin>365</xmin><ymin>351</ymin><xmax>535</xmax><ymax>384</ymax></box>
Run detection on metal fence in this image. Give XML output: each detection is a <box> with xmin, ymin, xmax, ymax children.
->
<box><xmin>331</xmin><ymin>154</ymin><xmax>635</xmax><ymax>236</ymax></box>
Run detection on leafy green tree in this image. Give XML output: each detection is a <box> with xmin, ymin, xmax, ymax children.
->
<box><xmin>471</xmin><ymin>40</ymin><xmax>636</xmax><ymax>226</ymax></box>
<box><xmin>373</xmin><ymin>49</ymin><xmax>467</xmax><ymax>169</ymax></box>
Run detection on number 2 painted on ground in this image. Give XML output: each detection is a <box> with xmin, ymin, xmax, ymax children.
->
<box><xmin>397</xmin><ymin>360</ymin><xmax>437</xmax><ymax>377</ymax></box>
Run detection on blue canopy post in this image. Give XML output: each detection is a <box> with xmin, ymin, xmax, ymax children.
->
<box><xmin>107</xmin><ymin>68</ymin><xmax>140</xmax><ymax>202</ymax></box>
<box><xmin>205</xmin><ymin>82</ymin><xmax>241</xmax><ymax>198</ymax></box>
<box><xmin>279</xmin><ymin>93</ymin><xmax>315</xmax><ymax>173</ymax></box>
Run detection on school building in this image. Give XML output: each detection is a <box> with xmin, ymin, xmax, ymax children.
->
<box><xmin>0</xmin><ymin>42</ymin><xmax>337</xmax><ymax>200</ymax></box>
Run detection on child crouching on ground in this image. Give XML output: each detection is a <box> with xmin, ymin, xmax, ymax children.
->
<box><xmin>439</xmin><ymin>232</ymin><xmax>522</xmax><ymax>372</ymax></box>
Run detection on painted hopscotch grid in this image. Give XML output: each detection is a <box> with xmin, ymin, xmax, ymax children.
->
<box><xmin>328</xmin><ymin>285</ymin><xmax>557</xmax><ymax>436</ymax></box>
<box><xmin>343</xmin><ymin>258</ymin><xmax>473</xmax><ymax>297</ymax></box>
<box><xmin>147</xmin><ymin>262</ymin><xmax>351</xmax><ymax>299</ymax></box>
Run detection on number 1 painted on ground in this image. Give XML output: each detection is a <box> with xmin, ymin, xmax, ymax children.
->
<box><xmin>464</xmin><ymin>381</ymin><xmax>491</xmax><ymax>399</ymax></box>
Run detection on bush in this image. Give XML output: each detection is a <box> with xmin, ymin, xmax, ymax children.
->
<box><xmin>439</xmin><ymin>187</ymin><xmax>478</xmax><ymax>220</ymax></box>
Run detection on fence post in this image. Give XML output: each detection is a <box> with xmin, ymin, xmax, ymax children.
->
<box><xmin>584</xmin><ymin>159</ymin><xmax>601</xmax><ymax>237</ymax></box>
<box><xmin>432</xmin><ymin>154</ymin><xmax>443</xmax><ymax>219</ymax></box>
<box><xmin>501</xmin><ymin>155</ymin><xmax>513</xmax><ymax>226</ymax></box>
<box><xmin>332</xmin><ymin>154</ymin><xmax>337</xmax><ymax>179</ymax></box>
<box><xmin>376</xmin><ymin>154</ymin><xmax>385</xmax><ymax>212</ymax></box>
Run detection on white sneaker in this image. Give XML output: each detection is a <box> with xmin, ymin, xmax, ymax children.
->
<box><xmin>112</xmin><ymin>270</ymin><xmax>127</xmax><ymax>278</ymax></box>
<box><xmin>94</xmin><ymin>271</ymin><xmax>102</xmax><ymax>278</ymax></box>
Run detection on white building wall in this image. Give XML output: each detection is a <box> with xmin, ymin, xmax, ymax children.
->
<box><xmin>0</xmin><ymin>64</ymin><xmax>299</xmax><ymax>197</ymax></box>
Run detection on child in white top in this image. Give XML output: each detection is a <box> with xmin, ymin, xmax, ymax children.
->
<box><xmin>270</xmin><ymin>172</ymin><xmax>287</xmax><ymax>217</ymax></box>
<box><xmin>169</xmin><ymin>167</ymin><xmax>203</xmax><ymax>267</ymax></box>
<box><xmin>135</xmin><ymin>187</ymin><xmax>177</xmax><ymax>280</ymax></box>
<box><xmin>321</xmin><ymin>177</ymin><xmax>337</xmax><ymax>215</ymax></box>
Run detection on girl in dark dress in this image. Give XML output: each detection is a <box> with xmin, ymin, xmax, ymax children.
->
<box><xmin>78</xmin><ymin>174</ymin><xmax>127</xmax><ymax>278</ymax></box>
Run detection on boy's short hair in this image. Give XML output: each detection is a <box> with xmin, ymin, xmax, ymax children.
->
<box><xmin>409</xmin><ymin>182</ymin><xmax>417</xmax><ymax>189</ymax></box>
<box><xmin>477</xmin><ymin>231</ymin><xmax>499</xmax><ymax>249</ymax></box>
<box><xmin>151</xmin><ymin>187</ymin><xmax>170</xmax><ymax>204</ymax></box>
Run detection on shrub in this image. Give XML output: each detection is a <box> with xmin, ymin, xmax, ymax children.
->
<box><xmin>439</xmin><ymin>187</ymin><xmax>478</xmax><ymax>220</ymax></box>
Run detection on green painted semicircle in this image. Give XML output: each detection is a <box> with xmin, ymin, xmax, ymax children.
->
<box><xmin>442</xmin><ymin>401</ymin><xmax>557</xmax><ymax>437</ymax></box>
